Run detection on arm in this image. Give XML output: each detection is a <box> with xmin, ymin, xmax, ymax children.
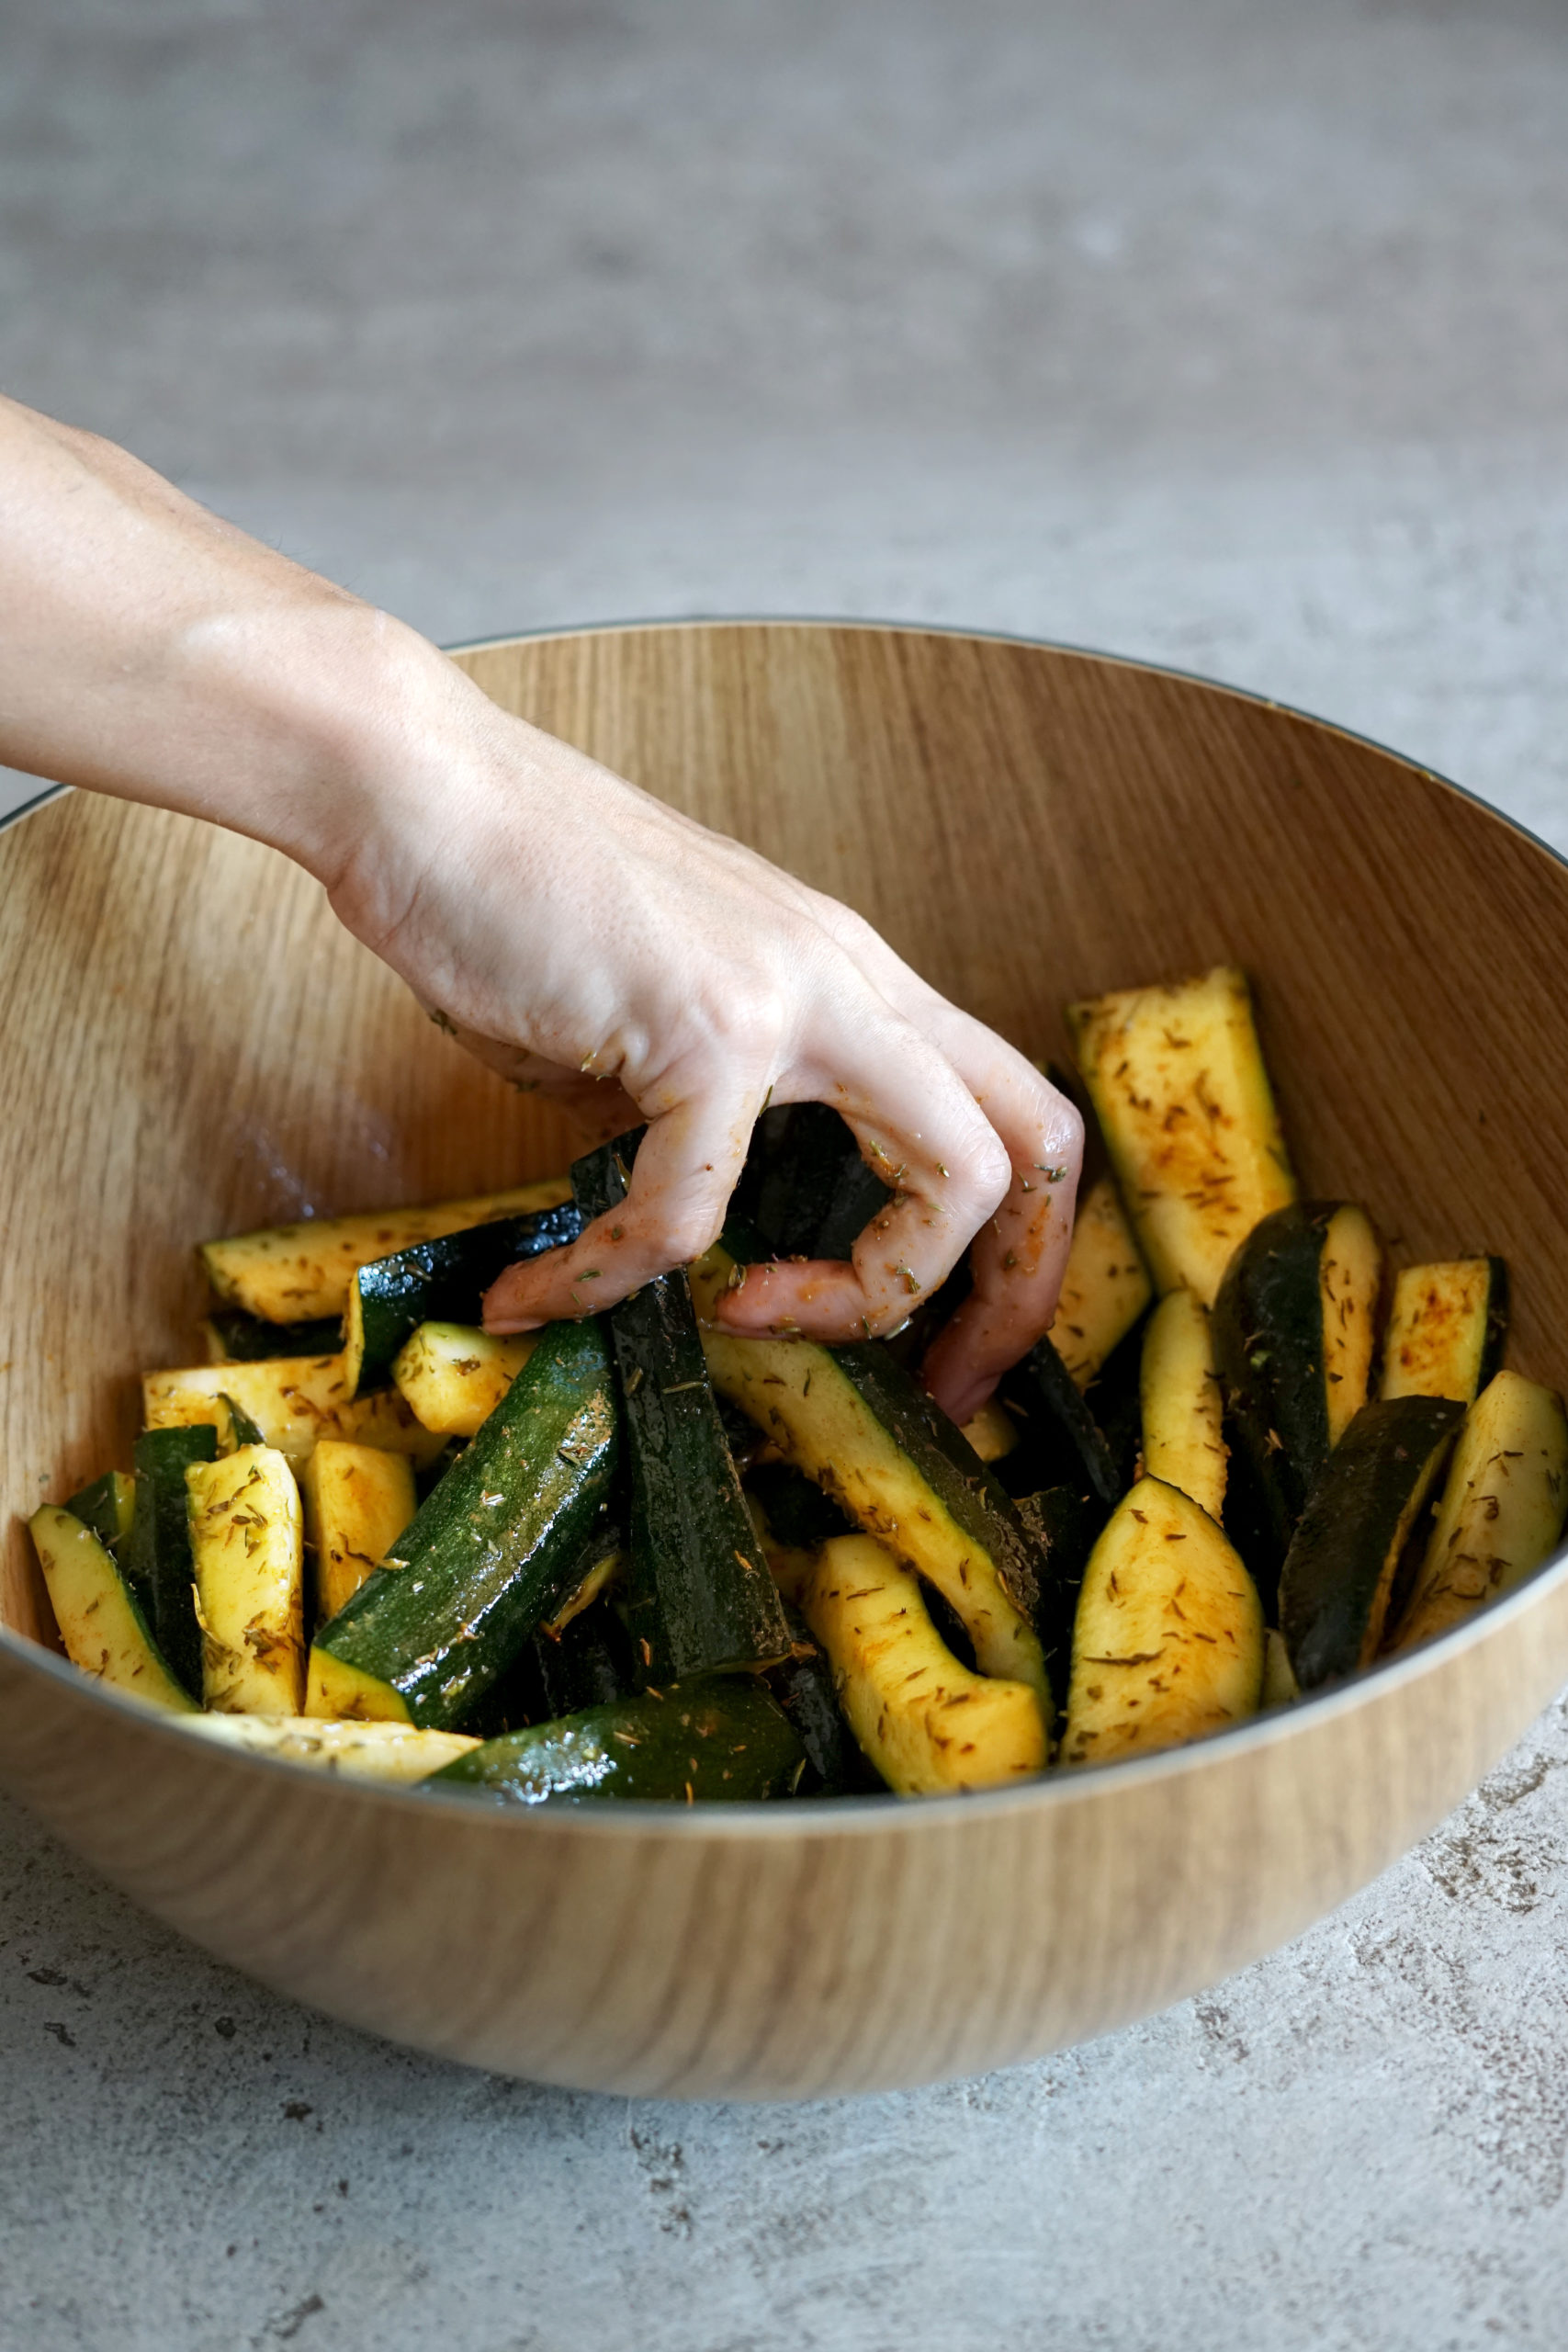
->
<box><xmin>0</xmin><ymin>394</ymin><xmax>1081</xmax><ymax>1421</ymax></box>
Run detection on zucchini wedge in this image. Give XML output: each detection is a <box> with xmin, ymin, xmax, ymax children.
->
<box><xmin>392</xmin><ymin>1322</ymin><xmax>537</xmax><ymax>1436</ymax></box>
<box><xmin>1139</xmin><ymin>1289</ymin><xmax>1227</xmax><ymax>1521</ymax></box>
<box><xmin>694</xmin><ymin>1234</ymin><xmax>1050</xmax><ymax>1704</ymax></box>
<box><xmin>203</xmin><ymin>1308</ymin><xmax>344</xmax><ymax>1363</ymax></box>
<box><xmin>301</xmin><ymin>1440</ymin><xmax>418</xmax><ymax>1623</ymax></box>
<box><xmin>428</xmin><ymin>1679</ymin><xmax>807</xmax><ymax>1804</ymax></box>
<box><xmin>187</xmin><ymin>1445</ymin><xmax>307</xmax><ymax>1715</ymax></box>
<box><xmin>217</xmin><ymin>1393</ymin><xmax>266</xmax><ymax>1451</ymax></box>
<box><xmin>178</xmin><ymin>1714</ymin><xmax>479</xmax><ymax>1781</ymax></box>
<box><xmin>1389</xmin><ymin>1371</ymin><xmax>1568</xmax><ymax>1653</ymax></box>
<box><xmin>1379</xmin><ymin>1258</ymin><xmax>1509</xmax><ymax>1405</ymax></box>
<box><xmin>305</xmin><ymin>1317</ymin><xmax>620</xmax><ymax>1730</ymax></box>
<box><xmin>1261</xmin><ymin>1627</ymin><xmax>1300</xmax><ymax>1709</ymax></box>
<box><xmin>1213</xmin><ymin>1201</ymin><xmax>1385</xmax><ymax>1566</ymax></box>
<box><xmin>65</xmin><ymin>1469</ymin><xmax>136</xmax><ymax>1554</ymax></box>
<box><xmin>1279</xmin><ymin>1395</ymin><xmax>1463</xmax><ymax>1690</ymax></box>
<box><xmin>123</xmin><ymin>1422</ymin><xmax>220</xmax><ymax>1697</ymax></box>
<box><xmin>143</xmin><ymin>1354</ymin><xmax>448</xmax><ymax>1472</ymax></box>
<box><xmin>198</xmin><ymin>1177</ymin><xmax>572</xmax><ymax>1324</ymax></box>
<box><xmin>1066</xmin><ymin>964</ymin><xmax>1295</xmax><ymax>1306</ymax></box>
<box><xmin>996</xmin><ymin>1332</ymin><xmax>1121</xmax><ymax>1508</ymax></box>
<box><xmin>1061</xmin><ymin>1479</ymin><xmax>1264</xmax><ymax>1767</ymax></box>
<box><xmin>28</xmin><ymin>1506</ymin><xmax>197</xmax><ymax>1713</ymax></box>
<box><xmin>803</xmin><ymin>1534</ymin><xmax>1048</xmax><ymax>1795</ymax></box>
<box><xmin>768</xmin><ymin>1600</ymin><xmax>873</xmax><ymax>1794</ymax></box>
<box><xmin>341</xmin><ymin>1201</ymin><xmax>581</xmax><ymax>1395</ymax></box>
<box><xmin>1045</xmin><ymin>1174</ymin><xmax>1153</xmax><ymax>1387</ymax></box>
<box><xmin>576</xmin><ymin>1139</ymin><xmax>791</xmax><ymax>1681</ymax></box>
<box><xmin>958</xmin><ymin>1397</ymin><xmax>1019</xmax><ymax>1465</ymax></box>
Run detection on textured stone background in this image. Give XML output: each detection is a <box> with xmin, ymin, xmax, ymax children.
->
<box><xmin>4</xmin><ymin>3</ymin><xmax>1568</xmax><ymax>2345</ymax></box>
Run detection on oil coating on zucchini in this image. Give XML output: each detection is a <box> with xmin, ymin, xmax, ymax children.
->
<box><xmin>197</xmin><ymin>1178</ymin><xmax>573</xmax><ymax>1324</ymax></box>
<box><xmin>428</xmin><ymin>1678</ymin><xmax>807</xmax><ymax>1804</ymax></box>
<box><xmin>1388</xmin><ymin>1371</ymin><xmax>1568</xmax><ymax>1653</ymax></box>
<box><xmin>28</xmin><ymin>1506</ymin><xmax>197</xmax><ymax>1713</ymax></box>
<box><xmin>186</xmin><ymin>1445</ymin><xmax>307</xmax><ymax>1715</ymax></box>
<box><xmin>1045</xmin><ymin>1174</ymin><xmax>1153</xmax><ymax>1387</ymax></box>
<box><xmin>1379</xmin><ymin>1259</ymin><xmax>1509</xmax><ymax>1406</ymax></box>
<box><xmin>143</xmin><ymin>1355</ymin><xmax>448</xmax><ymax>1473</ymax></box>
<box><xmin>1138</xmin><ymin>1289</ymin><xmax>1227</xmax><ymax>1521</ymax></box>
<box><xmin>302</xmin><ymin>1441</ymin><xmax>418</xmax><ymax>1623</ymax></box>
<box><xmin>804</xmin><ymin>1534</ymin><xmax>1048</xmax><ymax>1795</ymax></box>
<box><xmin>1061</xmin><ymin>1479</ymin><xmax>1263</xmax><ymax>1766</ymax></box>
<box><xmin>392</xmin><ymin>1323</ymin><xmax>537</xmax><ymax>1436</ymax></box>
<box><xmin>1066</xmin><ymin>964</ymin><xmax>1296</xmax><ymax>1306</ymax></box>
<box><xmin>694</xmin><ymin>1236</ymin><xmax>1050</xmax><ymax>1705</ymax></box>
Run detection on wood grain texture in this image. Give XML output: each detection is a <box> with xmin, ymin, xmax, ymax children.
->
<box><xmin>3</xmin><ymin>621</ymin><xmax>1567</xmax><ymax>2099</ymax></box>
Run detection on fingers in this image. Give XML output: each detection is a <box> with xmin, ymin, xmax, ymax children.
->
<box><xmin>482</xmin><ymin>1074</ymin><xmax>765</xmax><ymax>1329</ymax></box>
<box><xmin>714</xmin><ymin>1002</ymin><xmax>1013</xmax><ymax>1343</ymax></box>
<box><xmin>919</xmin><ymin>1031</ymin><xmax>1084</xmax><ymax>1424</ymax></box>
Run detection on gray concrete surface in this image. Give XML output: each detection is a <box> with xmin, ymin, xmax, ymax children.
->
<box><xmin>4</xmin><ymin>3</ymin><xmax>1568</xmax><ymax>2345</ymax></box>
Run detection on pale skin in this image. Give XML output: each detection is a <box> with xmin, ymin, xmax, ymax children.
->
<box><xmin>0</xmin><ymin>395</ymin><xmax>1082</xmax><ymax>1420</ymax></box>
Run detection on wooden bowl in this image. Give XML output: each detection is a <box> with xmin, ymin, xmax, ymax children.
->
<box><xmin>3</xmin><ymin>621</ymin><xmax>1566</xmax><ymax>2101</ymax></box>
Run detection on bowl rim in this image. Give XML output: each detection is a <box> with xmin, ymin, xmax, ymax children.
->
<box><xmin>6</xmin><ymin>613</ymin><xmax>1566</xmax><ymax>1836</ymax></box>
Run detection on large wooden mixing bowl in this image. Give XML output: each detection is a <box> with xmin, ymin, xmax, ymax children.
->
<box><xmin>2</xmin><ymin>622</ymin><xmax>1566</xmax><ymax>2100</ymax></box>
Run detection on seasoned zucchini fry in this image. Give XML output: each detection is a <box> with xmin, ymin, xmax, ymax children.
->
<box><xmin>1389</xmin><ymin>1371</ymin><xmax>1568</xmax><ymax>1653</ymax></box>
<box><xmin>198</xmin><ymin>1178</ymin><xmax>572</xmax><ymax>1323</ymax></box>
<box><xmin>1139</xmin><ymin>1288</ymin><xmax>1227</xmax><ymax>1520</ymax></box>
<box><xmin>144</xmin><ymin>1355</ymin><xmax>447</xmax><ymax>1472</ymax></box>
<box><xmin>1067</xmin><ymin>964</ymin><xmax>1295</xmax><ymax>1306</ymax></box>
<box><xmin>391</xmin><ymin>1322</ymin><xmax>536</xmax><ymax>1436</ymax></box>
<box><xmin>187</xmin><ymin>1445</ymin><xmax>306</xmax><ymax>1715</ymax></box>
<box><xmin>28</xmin><ymin>1506</ymin><xmax>197</xmax><ymax>1713</ymax></box>
<box><xmin>302</xmin><ymin>1441</ymin><xmax>418</xmax><ymax>1623</ymax></box>
<box><xmin>1063</xmin><ymin>1478</ymin><xmax>1263</xmax><ymax>1766</ymax></box>
<box><xmin>1045</xmin><ymin>1174</ymin><xmax>1153</xmax><ymax>1387</ymax></box>
<box><xmin>178</xmin><ymin>1714</ymin><xmax>479</xmax><ymax>1781</ymax></box>
<box><xmin>1380</xmin><ymin>1259</ymin><xmax>1509</xmax><ymax>1405</ymax></box>
<box><xmin>804</xmin><ymin>1534</ymin><xmax>1048</xmax><ymax>1795</ymax></box>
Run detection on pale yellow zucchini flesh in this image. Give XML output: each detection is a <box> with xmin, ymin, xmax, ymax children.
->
<box><xmin>1046</xmin><ymin>1173</ymin><xmax>1153</xmax><ymax>1386</ymax></box>
<box><xmin>1319</xmin><ymin>1204</ymin><xmax>1384</xmax><ymax>1445</ymax></box>
<box><xmin>392</xmin><ymin>1322</ymin><xmax>537</xmax><ymax>1436</ymax></box>
<box><xmin>1380</xmin><ymin>1260</ymin><xmax>1500</xmax><ymax>1405</ymax></box>
<box><xmin>958</xmin><ymin>1396</ymin><xmax>1019</xmax><ymax>1464</ymax></box>
<box><xmin>1389</xmin><ymin>1371</ymin><xmax>1568</xmax><ymax>1654</ymax></box>
<box><xmin>1062</xmin><ymin>1477</ymin><xmax>1264</xmax><ymax>1766</ymax></box>
<box><xmin>1066</xmin><ymin>965</ymin><xmax>1295</xmax><ymax>1307</ymax></box>
<box><xmin>143</xmin><ymin>1355</ymin><xmax>448</xmax><ymax>1472</ymax></box>
<box><xmin>176</xmin><ymin>1713</ymin><xmax>479</xmax><ymax>1781</ymax></box>
<box><xmin>302</xmin><ymin>1441</ymin><xmax>418</xmax><ymax>1623</ymax></box>
<box><xmin>804</xmin><ymin>1534</ymin><xmax>1048</xmax><ymax>1794</ymax></box>
<box><xmin>1261</xmin><ymin>1626</ymin><xmax>1300</xmax><ymax>1709</ymax></box>
<box><xmin>28</xmin><ymin>1506</ymin><xmax>197</xmax><ymax>1713</ymax></box>
<box><xmin>693</xmin><ymin>1248</ymin><xmax>1048</xmax><ymax>1705</ymax></box>
<box><xmin>1138</xmin><ymin>1289</ymin><xmax>1227</xmax><ymax>1519</ymax></box>
<box><xmin>187</xmin><ymin>1445</ymin><xmax>306</xmax><ymax>1714</ymax></box>
<box><xmin>198</xmin><ymin>1177</ymin><xmax>571</xmax><ymax>1323</ymax></box>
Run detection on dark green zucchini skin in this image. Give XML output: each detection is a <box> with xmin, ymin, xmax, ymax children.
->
<box><xmin>428</xmin><ymin>1678</ymin><xmax>807</xmax><ymax>1804</ymax></box>
<box><xmin>1014</xmin><ymin>1484</ymin><xmax>1100</xmax><ymax>1695</ymax></box>
<box><xmin>1213</xmin><ymin>1200</ymin><xmax>1347</xmax><ymax>1570</ymax></box>
<box><xmin>219</xmin><ymin>1392</ymin><xmax>266</xmax><ymax>1448</ymax></box>
<box><xmin>753</xmin><ymin>1102</ymin><xmax>893</xmax><ymax>1261</ymax></box>
<box><xmin>65</xmin><ymin>1470</ymin><xmax>135</xmax><ymax>1554</ymax></box>
<box><xmin>123</xmin><ymin>1423</ymin><xmax>220</xmax><ymax>1698</ymax></box>
<box><xmin>767</xmin><ymin>1602</ymin><xmax>874</xmax><ymax>1794</ymax></box>
<box><xmin>347</xmin><ymin>1200</ymin><xmax>583</xmax><ymax>1393</ymax></box>
<box><xmin>745</xmin><ymin>1460</ymin><xmax>854</xmax><ymax>1551</ymax></box>
<box><xmin>1478</xmin><ymin>1258</ymin><xmax>1511</xmax><ymax>1391</ymax></box>
<box><xmin>997</xmin><ymin>1336</ymin><xmax>1122</xmax><ymax>1508</ymax></box>
<box><xmin>314</xmin><ymin>1317</ymin><xmax>620</xmax><ymax>1729</ymax></box>
<box><xmin>1280</xmin><ymin>1395</ymin><xmax>1463</xmax><ymax>1690</ymax></box>
<box><xmin>575</xmin><ymin>1136</ymin><xmax>791</xmax><ymax>1681</ymax></box>
<box><xmin>1084</xmin><ymin>1313</ymin><xmax>1149</xmax><ymax>1493</ymax></box>
<box><xmin>204</xmin><ymin>1307</ymin><xmax>344</xmax><ymax>1361</ymax></box>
